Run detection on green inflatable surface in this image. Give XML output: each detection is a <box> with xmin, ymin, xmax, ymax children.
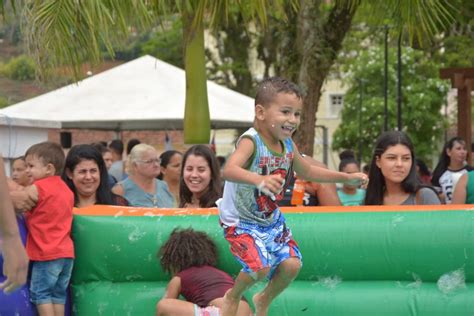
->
<box><xmin>72</xmin><ymin>208</ymin><xmax>474</xmax><ymax>315</ymax></box>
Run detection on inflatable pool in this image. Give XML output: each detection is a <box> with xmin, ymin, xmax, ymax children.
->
<box><xmin>71</xmin><ymin>204</ymin><xmax>474</xmax><ymax>315</ymax></box>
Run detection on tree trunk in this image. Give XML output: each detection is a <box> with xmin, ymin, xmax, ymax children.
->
<box><xmin>293</xmin><ymin>1</ymin><xmax>358</xmax><ymax>156</ymax></box>
<box><xmin>182</xmin><ymin>12</ymin><xmax>210</xmax><ymax>144</ymax></box>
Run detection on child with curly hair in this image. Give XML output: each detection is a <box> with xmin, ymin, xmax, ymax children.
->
<box><xmin>156</xmin><ymin>228</ymin><xmax>252</xmax><ymax>316</ymax></box>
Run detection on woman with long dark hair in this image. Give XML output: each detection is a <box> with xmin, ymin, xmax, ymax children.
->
<box><xmin>62</xmin><ymin>144</ymin><xmax>128</xmax><ymax>207</ymax></box>
<box><xmin>364</xmin><ymin>131</ymin><xmax>439</xmax><ymax>205</ymax></box>
<box><xmin>179</xmin><ymin>145</ymin><xmax>222</xmax><ymax>208</ymax></box>
<box><xmin>158</xmin><ymin>150</ymin><xmax>182</xmax><ymax>206</ymax></box>
<box><xmin>431</xmin><ymin>137</ymin><xmax>472</xmax><ymax>203</ymax></box>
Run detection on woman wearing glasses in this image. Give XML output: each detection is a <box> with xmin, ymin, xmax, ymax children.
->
<box><xmin>112</xmin><ymin>144</ymin><xmax>175</xmax><ymax>208</ymax></box>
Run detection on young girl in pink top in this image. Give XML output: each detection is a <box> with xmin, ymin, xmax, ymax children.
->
<box><xmin>156</xmin><ymin>228</ymin><xmax>252</xmax><ymax>316</ymax></box>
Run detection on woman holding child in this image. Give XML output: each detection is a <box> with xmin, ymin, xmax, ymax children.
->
<box><xmin>62</xmin><ymin>144</ymin><xmax>128</xmax><ymax>207</ymax></box>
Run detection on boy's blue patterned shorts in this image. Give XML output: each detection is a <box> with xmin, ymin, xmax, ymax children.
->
<box><xmin>223</xmin><ymin>212</ymin><xmax>302</xmax><ymax>279</ymax></box>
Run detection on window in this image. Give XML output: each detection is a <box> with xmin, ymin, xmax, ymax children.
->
<box><xmin>328</xmin><ymin>94</ymin><xmax>344</xmax><ymax>118</ymax></box>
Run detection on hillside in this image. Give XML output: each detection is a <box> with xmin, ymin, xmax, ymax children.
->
<box><xmin>0</xmin><ymin>37</ymin><xmax>123</xmax><ymax>108</ymax></box>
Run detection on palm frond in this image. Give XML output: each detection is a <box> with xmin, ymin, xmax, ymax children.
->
<box><xmin>355</xmin><ymin>0</ymin><xmax>455</xmax><ymax>44</ymax></box>
<box><xmin>22</xmin><ymin>0</ymin><xmax>153</xmax><ymax>80</ymax></box>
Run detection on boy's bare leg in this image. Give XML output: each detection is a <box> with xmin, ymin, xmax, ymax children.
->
<box><xmin>252</xmin><ymin>258</ymin><xmax>301</xmax><ymax>316</ymax></box>
<box><xmin>37</xmin><ymin>303</ymin><xmax>54</xmax><ymax>316</ymax></box>
<box><xmin>53</xmin><ymin>304</ymin><xmax>65</xmax><ymax>316</ymax></box>
<box><xmin>156</xmin><ymin>298</ymin><xmax>195</xmax><ymax>316</ymax></box>
<box><xmin>222</xmin><ymin>268</ymin><xmax>269</xmax><ymax>316</ymax></box>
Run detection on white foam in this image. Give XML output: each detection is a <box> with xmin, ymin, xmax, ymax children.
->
<box><xmin>391</xmin><ymin>214</ymin><xmax>405</xmax><ymax>227</ymax></box>
<box><xmin>317</xmin><ymin>275</ymin><xmax>342</xmax><ymax>289</ymax></box>
<box><xmin>437</xmin><ymin>268</ymin><xmax>466</xmax><ymax>294</ymax></box>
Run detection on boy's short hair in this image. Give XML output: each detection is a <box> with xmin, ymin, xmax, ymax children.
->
<box><xmin>12</xmin><ymin>155</ymin><xmax>25</xmax><ymax>163</ymax></box>
<box><xmin>255</xmin><ymin>77</ymin><xmax>303</xmax><ymax>107</ymax></box>
<box><xmin>25</xmin><ymin>141</ymin><xmax>65</xmax><ymax>175</ymax></box>
<box><xmin>109</xmin><ymin>139</ymin><xmax>124</xmax><ymax>156</ymax></box>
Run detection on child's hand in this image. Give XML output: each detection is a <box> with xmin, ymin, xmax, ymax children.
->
<box><xmin>257</xmin><ymin>174</ymin><xmax>284</xmax><ymax>200</ymax></box>
<box><xmin>346</xmin><ymin>172</ymin><xmax>369</xmax><ymax>187</ymax></box>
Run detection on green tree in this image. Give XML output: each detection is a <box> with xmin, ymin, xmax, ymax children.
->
<box><xmin>433</xmin><ymin>0</ymin><xmax>474</xmax><ymax>67</ymax></box>
<box><xmin>275</xmin><ymin>1</ymin><xmax>455</xmax><ymax>155</ymax></box>
<box><xmin>332</xmin><ymin>45</ymin><xmax>450</xmax><ymax>164</ymax></box>
<box><xmin>0</xmin><ymin>1</ymin><xmax>454</xmax><ymax>148</ymax></box>
<box><xmin>140</xmin><ymin>19</ymin><xmax>184</xmax><ymax>68</ymax></box>
<box><xmin>205</xmin><ymin>1</ymin><xmax>454</xmax><ymax>155</ymax></box>
<box><xmin>5</xmin><ymin>0</ymin><xmax>290</xmax><ymax>144</ymax></box>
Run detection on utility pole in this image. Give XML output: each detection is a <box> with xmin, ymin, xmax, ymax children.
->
<box><xmin>384</xmin><ymin>25</ymin><xmax>389</xmax><ymax>131</ymax></box>
<box><xmin>397</xmin><ymin>32</ymin><xmax>403</xmax><ymax>130</ymax></box>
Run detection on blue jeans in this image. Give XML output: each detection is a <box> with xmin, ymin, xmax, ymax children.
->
<box><xmin>30</xmin><ymin>258</ymin><xmax>74</xmax><ymax>305</ymax></box>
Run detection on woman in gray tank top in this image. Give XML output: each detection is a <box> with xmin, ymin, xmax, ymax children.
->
<box><xmin>364</xmin><ymin>131</ymin><xmax>440</xmax><ymax>206</ymax></box>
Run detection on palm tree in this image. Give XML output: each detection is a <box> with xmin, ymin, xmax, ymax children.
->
<box><xmin>5</xmin><ymin>0</ymin><xmax>291</xmax><ymax>144</ymax></box>
<box><xmin>1</xmin><ymin>1</ymin><xmax>453</xmax><ymax>149</ymax></box>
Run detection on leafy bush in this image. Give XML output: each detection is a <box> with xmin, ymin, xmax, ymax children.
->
<box><xmin>0</xmin><ymin>96</ymin><xmax>9</xmax><ymax>109</ymax></box>
<box><xmin>3</xmin><ymin>55</ymin><xmax>36</xmax><ymax>80</ymax></box>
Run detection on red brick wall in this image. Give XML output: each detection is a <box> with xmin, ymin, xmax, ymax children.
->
<box><xmin>48</xmin><ymin>129</ymin><xmax>191</xmax><ymax>154</ymax></box>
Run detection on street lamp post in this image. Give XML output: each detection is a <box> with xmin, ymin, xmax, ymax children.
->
<box><xmin>384</xmin><ymin>24</ymin><xmax>389</xmax><ymax>131</ymax></box>
<box><xmin>358</xmin><ymin>79</ymin><xmax>364</xmax><ymax>167</ymax></box>
<box><xmin>397</xmin><ymin>32</ymin><xmax>403</xmax><ymax>130</ymax></box>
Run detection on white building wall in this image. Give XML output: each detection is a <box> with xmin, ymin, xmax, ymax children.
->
<box><xmin>1</xmin><ymin>116</ymin><xmax>57</xmax><ymax>175</ymax></box>
<box><xmin>313</xmin><ymin>79</ymin><xmax>347</xmax><ymax>171</ymax></box>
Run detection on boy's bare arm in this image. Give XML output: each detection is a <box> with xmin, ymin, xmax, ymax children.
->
<box><xmin>293</xmin><ymin>145</ymin><xmax>367</xmax><ymax>185</ymax></box>
<box><xmin>223</xmin><ymin>138</ymin><xmax>283</xmax><ymax>194</ymax></box>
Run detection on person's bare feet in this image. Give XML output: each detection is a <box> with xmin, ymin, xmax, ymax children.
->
<box><xmin>222</xmin><ymin>289</ymin><xmax>240</xmax><ymax>316</ymax></box>
<box><xmin>252</xmin><ymin>292</ymin><xmax>269</xmax><ymax>316</ymax></box>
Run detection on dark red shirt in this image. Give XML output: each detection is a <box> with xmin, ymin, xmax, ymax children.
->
<box><xmin>177</xmin><ymin>265</ymin><xmax>234</xmax><ymax>307</ymax></box>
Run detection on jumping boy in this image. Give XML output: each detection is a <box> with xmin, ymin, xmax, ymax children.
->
<box><xmin>218</xmin><ymin>77</ymin><xmax>368</xmax><ymax>316</ymax></box>
<box><xmin>18</xmin><ymin>142</ymin><xmax>74</xmax><ymax>316</ymax></box>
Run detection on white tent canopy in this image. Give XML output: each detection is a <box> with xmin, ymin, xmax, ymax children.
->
<box><xmin>0</xmin><ymin>55</ymin><xmax>254</xmax><ymax>131</ymax></box>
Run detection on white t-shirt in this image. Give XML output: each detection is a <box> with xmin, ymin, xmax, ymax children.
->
<box><xmin>436</xmin><ymin>167</ymin><xmax>470</xmax><ymax>204</ymax></box>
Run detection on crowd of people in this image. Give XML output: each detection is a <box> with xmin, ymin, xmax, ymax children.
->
<box><xmin>1</xmin><ymin>76</ymin><xmax>472</xmax><ymax>316</ymax></box>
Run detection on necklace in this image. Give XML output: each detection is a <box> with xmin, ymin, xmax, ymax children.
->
<box><xmin>147</xmin><ymin>194</ymin><xmax>159</xmax><ymax>207</ymax></box>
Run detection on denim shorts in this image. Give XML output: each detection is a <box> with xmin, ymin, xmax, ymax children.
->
<box><xmin>30</xmin><ymin>258</ymin><xmax>74</xmax><ymax>305</ymax></box>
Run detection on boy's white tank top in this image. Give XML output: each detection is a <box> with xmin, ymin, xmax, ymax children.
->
<box><xmin>218</xmin><ymin>128</ymin><xmax>294</xmax><ymax>227</ymax></box>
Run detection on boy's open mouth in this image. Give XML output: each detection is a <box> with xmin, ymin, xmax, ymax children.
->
<box><xmin>282</xmin><ymin>126</ymin><xmax>295</xmax><ymax>133</ymax></box>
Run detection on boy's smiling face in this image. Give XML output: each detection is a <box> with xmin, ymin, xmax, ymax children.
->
<box><xmin>256</xmin><ymin>92</ymin><xmax>303</xmax><ymax>143</ymax></box>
